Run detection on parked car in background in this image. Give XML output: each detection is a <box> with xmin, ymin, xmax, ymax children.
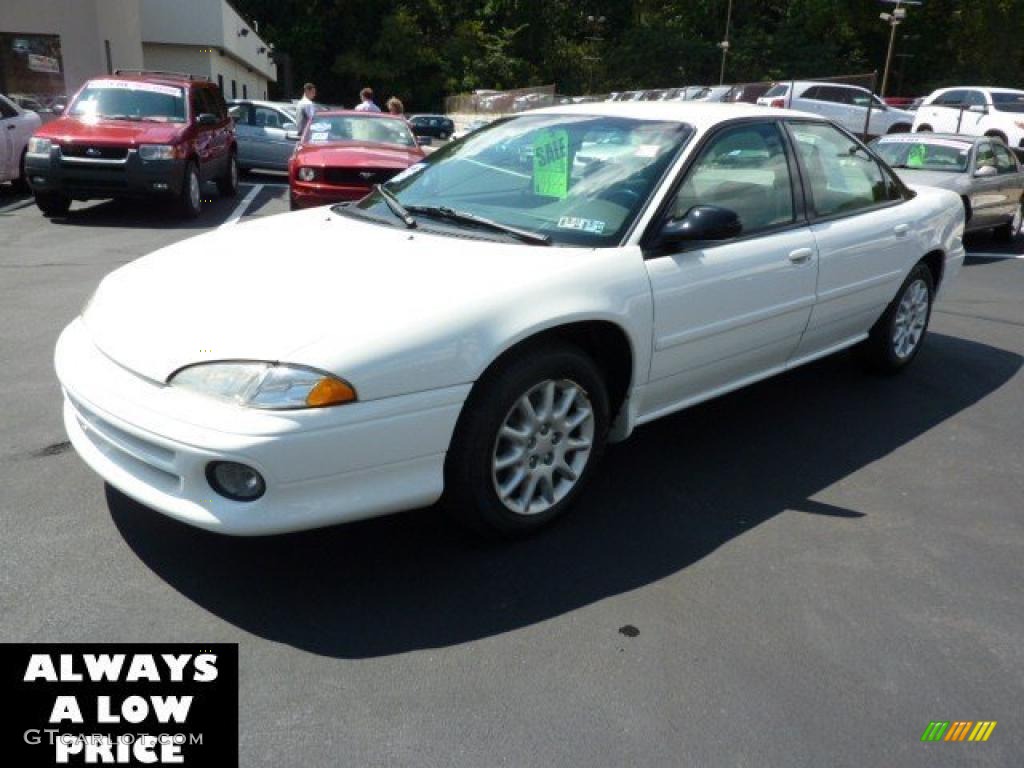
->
<box><xmin>228</xmin><ymin>99</ymin><xmax>297</xmax><ymax>172</ymax></box>
<box><xmin>758</xmin><ymin>81</ymin><xmax>914</xmax><ymax>136</ymax></box>
<box><xmin>409</xmin><ymin>114</ymin><xmax>455</xmax><ymax>140</ymax></box>
<box><xmin>912</xmin><ymin>87</ymin><xmax>1024</xmax><ymax>150</ymax></box>
<box><xmin>723</xmin><ymin>82</ymin><xmax>773</xmax><ymax>104</ymax></box>
<box><xmin>0</xmin><ymin>93</ymin><xmax>42</xmax><ymax>189</ymax></box>
<box><xmin>883</xmin><ymin>96</ymin><xmax>919</xmax><ymax>109</ymax></box>
<box><xmin>288</xmin><ymin>110</ymin><xmax>425</xmax><ymax>209</ymax></box>
<box><xmin>691</xmin><ymin>85</ymin><xmax>733</xmax><ymax>102</ymax></box>
<box><xmin>25</xmin><ymin>71</ymin><xmax>238</xmax><ymax>218</ymax></box>
<box><xmin>452</xmin><ymin>118</ymin><xmax>491</xmax><ymax>141</ymax></box>
<box><xmin>56</xmin><ymin>102</ymin><xmax>965</xmax><ymax>537</ymax></box>
<box><xmin>871</xmin><ymin>133</ymin><xmax>1023</xmax><ymax>239</ymax></box>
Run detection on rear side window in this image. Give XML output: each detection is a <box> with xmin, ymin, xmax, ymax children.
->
<box><xmin>933</xmin><ymin>90</ymin><xmax>966</xmax><ymax>107</ymax></box>
<box><xmin>789</xmin><ymin>122</ymin><xmax>896</xmax><ymax>218</ymax></box>
<box><xmin>763</xmin><ymin>85</ymin><xmax>788</xmax><ymax>98</ymax></box>
<box><xmin>669</xmin><ymin>122</ymin><xmax>795</xmax><ymax>236</ymax></box>
<box><xmin>0</xmin><ymin>95</ymin><xmax>17</xmax><ymax>119</ymax></box>
<box><xmin>993</xmin><ymin>144</ymin><xmax>1018</xmax><ymax>173</ymax></box>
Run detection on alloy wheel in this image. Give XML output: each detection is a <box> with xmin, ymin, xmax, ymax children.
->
<box><xmin>892</xmin><ymin>278</ymin><xmax>929</xmax><ymax>359</ymax></box>
<box><xmin>491</xmin><ymin>379</ymin><xmax>594</xmax><ymax>516</ymax></box>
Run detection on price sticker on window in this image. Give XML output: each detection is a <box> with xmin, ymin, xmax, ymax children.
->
<box><xmin>533</xmin><ymin>129</ymin><xmax>570</xmax><ymax>198</ymax></box>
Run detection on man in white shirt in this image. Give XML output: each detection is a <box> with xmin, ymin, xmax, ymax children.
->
<box><xmin>295</xmin><ymin>83</ymin><xmax>318</xmax><ymax>133</ymax></box>
<box><xmin>354</xmin><ymin>87</ymin><xmax>381</xmax><ymax>112</ymax></box>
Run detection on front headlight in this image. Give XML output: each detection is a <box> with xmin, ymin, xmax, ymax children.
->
<box><xmin>297</xmin><ymin>166</ymin><xmax>318</xmax><ymax>182</ymax></box>
<box><xmin>27</xmin><ymin>137</ymin><xmax>52</xmax><ymax>155</ymax></box>
<box><xmin>168</xmin><ymin>362</ymin><xmax>357</xmax><ymax>409</ymax></box>
<box><xmin>139</xmin><ymin>144</ymin><xmax>177</xmax><ymax>161</ymax></box>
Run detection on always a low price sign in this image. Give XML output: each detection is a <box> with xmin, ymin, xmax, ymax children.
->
<box><xmin>2</xmin><ymin>644</ymin><xmax>237</xmax><ymax>767</ymax></box>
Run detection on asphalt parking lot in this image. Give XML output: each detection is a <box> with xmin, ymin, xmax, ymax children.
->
<box><xmin>1</xmin><ymin>182</ymin><xmax>1022</xmax><ymax>766</ymax></box>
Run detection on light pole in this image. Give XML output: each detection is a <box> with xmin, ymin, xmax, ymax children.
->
<box><xmin>878</xmin><ymin>0</ymin><xmax>920</xmax><ymax>98</ymax></box>
<box><xmin>584</xmin><ymin>14</ymin><xmax>606</xmax><ymax>95</ymax></box>
<box><xmin>718</xmin><ymin>0</ymin><xmax>733</xmax><ymax>86</ymax></box>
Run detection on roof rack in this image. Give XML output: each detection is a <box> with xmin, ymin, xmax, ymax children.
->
<box><xmin>113</xmin><ymin>69</ymin><xmax>210</xmax><ymax>81</ymax></box>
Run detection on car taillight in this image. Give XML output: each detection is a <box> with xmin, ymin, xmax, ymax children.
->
<box><xmin>770</xmin><ymin>98</ymin><xmax>786</xmax><ymax>108</ymax></box>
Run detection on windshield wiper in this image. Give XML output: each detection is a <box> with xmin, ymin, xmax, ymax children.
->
<box><xmin>375</xmin><ymin>184</ymin><xmax>417</xmax><ymax>228</ymax></box>
<box><xmin>101</xmin><ymin>114</ymin><xmax>143</xmax><ymax>121</ymax></box>
<box><xmin>405</xmin><ymin>205</ymin><xmax>550</xmax><ymax>246</ymax></box>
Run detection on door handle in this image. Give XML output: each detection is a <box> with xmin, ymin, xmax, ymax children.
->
<box><xmin>5</xmin><ymin>124</ymin><xmax>15</xmax><ymax>130</ymax></box>
<box><xmin>893</xmin><ymin>224</ymin><xmax>910</xmax><ymax>236</ymax></box>
<box><xmin>788</xmin><ymin>248</ymin><xmax>814</xmax><ymax>265</ymax></box>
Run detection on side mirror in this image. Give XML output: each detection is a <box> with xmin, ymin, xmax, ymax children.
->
<box><xmin>975</xmin><ymin>164</ymin><xmax>998</xmax><ymax>178</ymax></box>
<box><xmin>656</xmin><ymin>205</ymin><xmax>742</xmax><ymax>246</ymax></box>
<box><xmin>196</xmin><ymin>113</ymin><xmax>219</xmax><ymax>126</ymax></box>
<box><xmin>968</xmin><ymin>104</ymin><xmax>988</xmax><ymax>114</ymax></box>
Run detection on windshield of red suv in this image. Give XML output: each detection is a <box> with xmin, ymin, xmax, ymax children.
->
<box><xmin>69</xmin><ymin>79</ymin><xmax>186</xmax><ymax>123</ymax></box>
<box><xmin>991</xmin><ymin>91</ymin><xmax>1024</xmax><ymax>113</ymax></box>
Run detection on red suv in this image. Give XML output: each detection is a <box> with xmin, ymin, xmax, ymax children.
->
<box><xmin>25</xmin><ymin>70</ymin><xmax>237</xmax><ymax>218</ymax></box>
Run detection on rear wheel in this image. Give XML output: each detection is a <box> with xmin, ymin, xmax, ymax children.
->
<box><xmin>179</xmin><ymin>160</ymin><xmax>201</xmax><ymax>218</ymax></box>
<box><xmin>916</xmin><ymin>124</ymin><xmax>933</xmax><ymax>132</ymax></box>
<box><xmin>887</xmin><ymin>123</ymin><xmax>911</xmax><ymax>134</ymax></box>
<box><xmin>860</xmin><ymin>263</ymin><xmax>934</xmax><ymax>373</ymax></box>
<box><xmin>217</xmin><ymin>152</ymin><xmax>239</xmax><ymax>197</ymax></box>
<box><xmin>444</xmin><ymin>342</ymin><xmax>609</xmax><ymax>537</ymax></box>
<box><xmin>34</xmin><ymin>192</ymin><xmax>71</xmax><ymax>217</ymax></box>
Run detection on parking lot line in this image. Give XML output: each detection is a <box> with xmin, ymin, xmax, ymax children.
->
<box><xmin>219</xmin><ymin>184</ymin><xmax>264</xmax><ymax>228</ymax></box>
<box><xmin>0</xmin><ymin>197</ymin><xmax>34</xmax><ymax>215</ymax></box>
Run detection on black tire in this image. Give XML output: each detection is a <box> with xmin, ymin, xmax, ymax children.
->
<box><xmin>916</xmin><ymin>125</ymin><xmax>932</xmax><ymax>132</ymax></box>
<box><xmin>993</xmin><ymin>203</ymin><xmax>1022</xmax><ymax>242</ymax></box>
<box><xmin>444</xmin><ymin>341</ymin><xmax>609</xmax><ymax>537</ymax></box>
<box><xmin>179</xmin><ymin>160</ymin><xmax>202</xmax><ymax>218</ymax></box>
<box><xmin>34</xmin><ymin>192</ymin><xmax>71</xmax><ymax>217</ymax></box>
<box><xmin>860</xmin><ymin>262</ymin><xmax>935</xmax><ymax>374</ymax></box>
<box><xmin>887</xmin><ymin>123</ymin><xmax>911</xmax><ymax>134</ymax></box>
<box><xmin>289</xmin><ymin>194</ymin><xmax>299</xmax><ymax>211</ymax></box>
<box><xmin>217</xmin><ymin>151</ymin><xmax>239</xmax><ymax>197</ymax></box>
<box><xmin>12</xmin><ymin>150</ymin><xmax>29</xmax><ymax>192</ymax></box>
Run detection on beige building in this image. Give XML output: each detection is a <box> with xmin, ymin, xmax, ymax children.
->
<box><xmin>0</xmin><ymin>0</ymin><xmax>276</xmax><ymax>103</ymax></box>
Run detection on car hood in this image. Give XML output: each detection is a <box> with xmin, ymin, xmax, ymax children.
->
<box><xmin>892</xmin><ymin>169</ymin><xmax>967</xmax><ymax>192</ymax></box>
<box><xmin>35</xmin><ymin>116</ymin><xmax>185</xmax><ymax>146</ymax></box>
<box><xmin>294</xmin><ymin>143</ymin><xmax>423</xmax><ymax>168</ymax></box>
<box><xmin>81</xmin><ymin>208</ymin><xmax>597</xmax><ymax>392</ymax></box>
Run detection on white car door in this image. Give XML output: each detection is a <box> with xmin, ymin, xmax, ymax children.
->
<box><xmin>786</xmin><ymin>121</ymin><xmax>914</xmax><ymax>357</ymax></box>
<box><xmin>641</xmin><ymin>121</ymin><xmax>818</xmax><ymax>416</ymax></box>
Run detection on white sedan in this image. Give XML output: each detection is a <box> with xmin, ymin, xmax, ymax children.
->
<box><xmin>55</xmin><ymin>103</ymin><xmax>966</xmax><ymax>537</ymax></box>
<box><xmin>0</xmin><ymin>93</ymin><xmax>42</xmax><ymax>188</ymax></box>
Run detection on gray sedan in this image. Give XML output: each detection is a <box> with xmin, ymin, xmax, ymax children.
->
<box><xmin>871</xmin><ymin>133</ymin><xmax>1023</xmax><ymax>239</ymax></box>
<box><xmin>227</xmin><ymin>100</ymin><xmax>298</xmax><ymax>172</ymax></box>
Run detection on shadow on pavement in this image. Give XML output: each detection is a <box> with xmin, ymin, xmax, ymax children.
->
<box><xmin>109</xmin><ymin>333</ymin><xmax>1021</xmax><ymax>658</ymax></box>
<box><xmin>41</xmin><ymin>184</ymin><xmax>251</xmax><ymax>230</ymax></box>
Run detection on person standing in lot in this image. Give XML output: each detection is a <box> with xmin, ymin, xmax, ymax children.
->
<box><xmin>355</xmin><ymin>87</ymin><xmax>381</xmax><ymax>112</ymax></box>
<box><xmin>296</xmin><ymin>82</ymin><xmax>318</xmax><ymax>134</ymax></box>
<box><xmin>386</xmin><ymin>97</ymin><xmax>405</xmax><ymax>118</ymax></box>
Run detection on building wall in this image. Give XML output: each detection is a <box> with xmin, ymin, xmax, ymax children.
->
<box><xmin>142</xmin><ymin>42</ymin><xmax>271</xmax><ymax>101</ymax></box>
<box><xmin>0</xmin><ymin>0</ymin><xmax>144</xmax><ymax>97</ymax></box>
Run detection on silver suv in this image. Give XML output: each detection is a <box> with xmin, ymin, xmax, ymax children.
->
<box><xmin>758</xmin><ymin>81</ymin><xmax>914</xmax><ymax>136</ymax></box>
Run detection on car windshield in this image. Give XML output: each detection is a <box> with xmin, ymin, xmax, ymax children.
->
<box><xmin>871</xmin><ymin>136</ymin><xmax>972</xmax><ymax>172</ymax></box>
<box><xmin>68</xmin><ymin>80</ymin><xmax>186</xmax><ymax>122</ymax></box>
<box><xmin>991</xmin><ymin>91</ymin><xmax>1024</xmax><ymax>113</ymax></box>
<box><xmin>344</xmin><ymin>113</ymin><xmax>691</xmax><ymax>247</ymax></box>
<box><xmin>303</xmin><ymin>115</ymin><xmax>415</xmax><ymax>147</ymax></box>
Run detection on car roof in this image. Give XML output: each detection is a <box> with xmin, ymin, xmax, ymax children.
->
<box><xmin>313</xmin><ymin>109</ymin><xmax>408</xmax><ymax>119</ymax></box>
<box><xmin>529</xmin><ymin>101</ymin><xmax>823</xmax><ymax>130</ymax></box>
<box><xmin>788</xmin><ymin>80</ymin><xmax>868</xmax><ymax>91</ymax></box>
<box><xmin>228</xmin><ymin>99</ymin><xmax>294</xmax><ymax>110</ymax></box>
<box><xmin>88</xmin><ymin>73</ymin><xmax>203</xmax><ymax>89</ymax></box>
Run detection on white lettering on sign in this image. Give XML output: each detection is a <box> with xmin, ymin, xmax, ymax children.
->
<box><xmin>86</xmin><ymin>79</ymin><xmax>183</xmax><ymax>98</ymax></box>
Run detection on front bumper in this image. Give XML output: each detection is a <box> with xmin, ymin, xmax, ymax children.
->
<box><xmin>25</xmin><ymin>146</ymin><xmax>186</xmax><ymax>200</ymax></box>
<box><xmin>290</xmin><ymin>180</ymin><xmax>370</xmax><ymax>208</ymax></box>
<box><xmin>55</xmin><ymin>318</ymin><xmax>469</xmax><ymax>535</ymax></box>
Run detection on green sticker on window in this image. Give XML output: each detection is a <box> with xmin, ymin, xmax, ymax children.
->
<box><xmin>907</xmin><ymin>144</ymin><xmax>926</xmax><ymax>168</ymax></box>
<box><xmin>533</xmin><ymin>129</ymin><xmax>569</xmax><ymax>198</ymax></box>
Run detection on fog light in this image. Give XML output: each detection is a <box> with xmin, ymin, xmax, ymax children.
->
<box><xmin>206</xmin><ymin>461</ymin><xmax>265</xmax><ymax>501</ymax></box>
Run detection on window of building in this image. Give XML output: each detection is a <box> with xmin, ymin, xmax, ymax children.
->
<box><xmin>231</xmin><ymin>80</ymin><xmax>237</xmax><ymax>99</ymax></box>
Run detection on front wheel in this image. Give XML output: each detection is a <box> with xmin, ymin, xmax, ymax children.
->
<box><xmin>860</xmin><ymin>263</ymin><xmax>934</xmax><ymax>373</ymax></box>
<box><xmin>35</xmin><ymin>192</ymin><xmax>71</xmax><ymax>217</ymax></box>
<box><xmin>178</xmin><ymin>160</ymin><xmax>202</xmax><ymax>219</ymax></box>
<box><xmin>444</xmin><ymin>342</ymin><xmax>609</xmax><ymax>537</ymax></box>
<box><xmin>13</xmin><ymin>150</ymin><xmax>29</xmax><ymax>192</ymax></box>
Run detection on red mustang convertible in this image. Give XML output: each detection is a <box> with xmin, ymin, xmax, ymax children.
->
<box><xmin>288</xmin><ymin>111</ymin><xmax>426</xmax><ymax>209</ymax></box>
